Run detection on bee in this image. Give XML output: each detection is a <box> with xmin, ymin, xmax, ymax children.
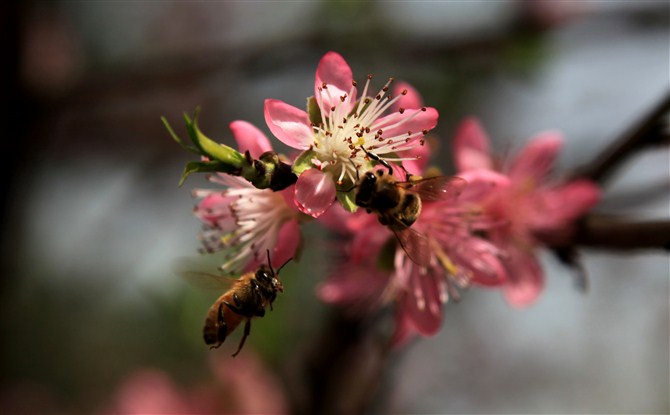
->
<box><xmin>354</xmin><ymin>148</ymin><xmax>467</xmax><ymax>265</ymax></box>
<box><xmin>180</xmin><ymin>251</ymin><xmax>291</xmax><ymax>357</ymax></box>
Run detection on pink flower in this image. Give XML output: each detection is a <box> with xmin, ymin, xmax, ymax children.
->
<box><xmin>318</xmin><ymin>171</ymin><xmax>509</xmax><ymax>346</ymax></box>
<box><xmin>264</xmin><ymin>51</ymin><xmax>439</xmax><ymax>217</ymax></box>
<box><xmin>193</xmin><ymin>121</ymin><xmax>302</xmax><ymax>273</ymax></box>
<box><xmin>387</xmin><ymin>171</ymin><xmax>509</xmax><ymax>344</ymax></box>
<box><xmin>453</xmin><ymin>118</ymin><xmax>601</xmax><ymax>307</ymax></box>
<box><xmin>104</xmin><ymin>353</ymin><xmax>287</xmax><ymax>414</ymax></box>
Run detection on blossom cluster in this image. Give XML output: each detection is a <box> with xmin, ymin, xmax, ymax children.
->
<box><xmin>174</xmin><ymin>51</ymin><xmax>601</xmax><ymax>344</ymax></box>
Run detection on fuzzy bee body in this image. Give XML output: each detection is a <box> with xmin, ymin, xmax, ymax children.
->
<box><xmin>354</xmin><ymin>149</ymin><xmax>466</xmax><ymax>265</ymax></box>
<box><xmin>176</xmin><ymin>251</ymin><xmax>289</xmax><ymax>357</ymax></box>
<box><xmin>355</xmin><ymin>169</ymin><xmax>423</xmax><ymax>230</ymax></box>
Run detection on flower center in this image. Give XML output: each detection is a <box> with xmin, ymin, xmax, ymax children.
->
<box><xmin>311</xmin><ymin>75</ymin><xmax>428</xmax><ymax>185</ymax></box>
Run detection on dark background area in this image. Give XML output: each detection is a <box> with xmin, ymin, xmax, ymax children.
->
<box><xmin>1</xmin><ymin>1</ymin><xmax>668</xmax><ymax>413</ymax></box>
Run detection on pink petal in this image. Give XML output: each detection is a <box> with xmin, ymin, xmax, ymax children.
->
<box><xmin>392</xmin><ymin>81</ymin><xmax>424</xmax><ymax>110</ymax></box>
<box><xmin>529</xmin><ymin>179</ymin><xmax>601</xmax><ymax>244</ymax></box>
<box><xmin>113</xmin><ymin>369</ymin><xmax>191</xmax><ymax>414</ymax></box>
<box><xmin>460</xmin><ymin>240</ymin><xmax>508</xmax><ymax>286</ymax></box>
<box><xmin>317</xmin><ymin>262</ymin><xmax>388</xmax><ymax>307</ymax></box>
<box><xmin>294</xmin><ymin>168</ymin><xmax>336</xmax><ymax>218</ymax></box>
<box><xmin>371</xmin><ymin>107</ymin><xmax>439</xmax><ymax>141</ymax></box>
<box><xmin>194</xmin><ymin>193</ymin><xmax>235</xmax><ymax>226</ymax></box>
<box><xmin>391</xmin><ymin>310</ymin><xmax>418</xmax><ymax>348</ymax></box>
<box><xmin>315</xmin><ymin>51</ymin><xmax>356</xmax><ymax>114</ymax></box>
<box><xmin>453</xmin><ymin>117</ymin><xmax>494</xmax><ymax>172</ymax></box>
<box><xmin>229</xmin><ymin>120</ymin><xmax>273</xmax><ymax>158</ymax></box>
<box><xmin>457</xmin><ymin>169</ymin><xmax>510</xmax><ymax>203</ymax></box>
<box><xmin>403</xmin><ymin>276</ymin><xmax>443</xmax><ymax>336</ymax></box>
<box><xmin>502</xmin><ymin>249</ymin><xmax>544</xmax><ymax>308</ymax></box>
<box><xmin>264</xmin><ymin>99</ymin><xmax>313</xmax><ymax>149</ymax></box>
<box><xmin>508</xmin><ymin>131</ymin><xmax>563</xmax><ymax>181</ymax></box>
<box><xmin>271</xmin><ymin>219</ymin><xmax>301</xmax><ymax>268</ymax></box>
<box><xmin>349</xmin><ymin>220</ymin><xmax>391</xmax><ymax>263</ymax></box>
<box><xmin>399</xmin><ymin>142</ymin><xmax>431</xmax><ymax>176</ymax></box>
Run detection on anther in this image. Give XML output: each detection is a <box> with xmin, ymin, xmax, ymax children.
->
<box><xmin>352</xmin><ymin>80</ymin><xmax>358</xmax><ymax>86</ymax></box>
<box><xmin>399</xmin><ymin>108</ymin><xmax>405</xmax><ymax>114</ymax></box>
<box><xmin>421</xmin><ymin>107</ymin><xmax>427</xmax><ymax>112</ymax></box>
<box><xmin>401</xmin><ymin>89</ymin><xmax>408</xmax><ymax>95</ymax></box>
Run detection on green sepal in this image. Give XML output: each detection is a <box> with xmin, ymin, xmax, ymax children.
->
<box><xmin>183</xmin><ymin>109</ymin><xmax>246</xmax><ymax>167</ymax></box>
<box><xmin>306</xmin><ymin>96</ymin><xmax>322</xmax><ymax>126</ymax></box>
<box><xmin>178</xmin><ymin>160</ymin><xmax>228</xmax><ymax>187</ymax></box>
<box><xmin>336</xmin><ymin>186</ymin><xmax>358</xmax><ymax>213</ymax></box>
<box><xmin>161</xmin><ymin>116</ymin><xmax>199</xmax><ymax>154</ymax></box>
<box><xmin>292</xmin><ymin>149</ymin><xmax>317</xmax><ymax>175</ymax></box>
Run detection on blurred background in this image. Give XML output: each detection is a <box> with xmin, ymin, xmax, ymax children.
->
<box><xmin>1</xmin><ymin>1</ymin><xmax>668</xmax><ymax>413</ymax></box>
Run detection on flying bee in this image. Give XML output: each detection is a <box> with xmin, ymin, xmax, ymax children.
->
<box><xmin>179</xmin><ymin>251</ymin><xmax>291</xmax><ymax>357</ymax></box>
<box><xmin>354</xmin><ymin>147</ymin><xmax>467</xmax><ymax>265</ymax></box>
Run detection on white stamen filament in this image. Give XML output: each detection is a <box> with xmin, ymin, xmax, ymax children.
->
<box><xmin>310</xmin><ymin>74</ymin><xmax>428</xmax><ymax>184</ymax></box>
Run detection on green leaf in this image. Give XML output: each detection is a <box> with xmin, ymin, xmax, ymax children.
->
<box><xmin>178</xmin><ymin>160</ymin><xmax>229</xmax><ymax>187</ymax></box>
<box><xmin>336</xmin><ymin>187</ymin><xmax>358</xmax><ymax>213</ymax></box>
<box><xmin>292</xmin><ymin>149</ymin><xmax>317</xmax><ymax>175</ymax></box>
<box><xmin>183</xmin><ymin>110</ymin><xmax>246</xmax><ymax>167</ymax></box>
<box><xmin>306</xmin><ymin>96</ymin><xmax>322</xmax><ymax>125</ymax></box>
<box><xmin>161</xmin><ymin>116</ymin><xmax>200</xmax><ymax>154</ymax></box>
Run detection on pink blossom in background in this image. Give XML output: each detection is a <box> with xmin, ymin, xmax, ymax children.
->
<box><xmin>104</xmin><ymin>353</ymin><xmax>287</xmax><ymax>414</ymax></box>
<box><xmin>452</xmin><ymin>118</ymin><xmax>601</xmax><ymax>307</ymax></box>
<box><xmin>193</xmin><ymin>120</ymin><xmax>302</xmax><ymax>273</ymax></box>
<box><xmin>318</xmin><ymin>169</ymin><xmax>509</xmax><ymax>346</ymax></box>
<box><xmin>264</xmin><ymin>51</ymin><xmax>439</xmax><ymax>217</ymax></box>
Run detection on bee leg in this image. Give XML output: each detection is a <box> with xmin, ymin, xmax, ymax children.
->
<box><xmin>399</xmin><ymin>164</ymin><xmax>412</xmax><ymax>181</ymax></box>
<box><xmin>224</xmin><ymin>294</ymin><xmax>245</xmax><ymax>314</ymax></box>
<box><xmin>232</xmin><ymin>319</ymin><xmax>251</xmax><ymax>357</ymax></box>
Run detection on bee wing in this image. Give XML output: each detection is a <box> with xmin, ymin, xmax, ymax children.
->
<box><xmin>179</xmin><ymin>270</ymin><xmax>235</xmax><ymax>291</ymax></box>
<box><xmin>393</xmin><ymin>226</ymin><xmax>431</xmax><ymax>266</ymax></box>
<box><xmin>173</xmin><ymin>257</ymin><xmax>235</xmax><ymax>291</ymax></box>
<box><xmin>401</xmin><ymin>176</ymin><xmax>468</xmax><ymax>202</ymax></box>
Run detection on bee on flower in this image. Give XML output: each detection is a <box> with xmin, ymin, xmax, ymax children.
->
<box><xmin>313</xmin><ymin>78</ymin><xmax>511</xmax><ymax>345</ymax></box>
<box><xmin>264</xmin><ymin>51</ymin><xmax>439</xmax><ymax>217</ymax></box>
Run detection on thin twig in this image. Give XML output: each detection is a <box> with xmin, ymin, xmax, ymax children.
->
<box><xmin>574</xmin><ymin>92</ymin><xmax>670</xmax><ymax>184</ymax></box>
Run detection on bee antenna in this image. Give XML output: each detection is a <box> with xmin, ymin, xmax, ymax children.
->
<box><xmin>360</xmin><ymin>145</ymin><xmax>393</xmax><ymax>175</ymax></box>
<box><xmin>276</xmin><ymin>257</ymin><xmax>293</xmax><ymax>275</ymax></box>
<box><xmin>265</xmin><ymin>249</ymin><xmax>292</xmax><ymax>276</ymax></box>
<box><xmin>265</xmin><ymin>249</ymin><xmax>273</xmax><ymax>269</ymax></box>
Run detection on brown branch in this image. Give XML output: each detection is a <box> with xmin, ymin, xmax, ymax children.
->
<box><xmin>284</xmin><ymin>311</ymin><xmax>393</xmax><ymax>415</ymax></box>
<box><xmin>574</xmin><ymin>92</ymin><xmax>670</xmax><ymax>184</ymax></box>
<box><xmin>573</xmin><ymin>214</ymin><xmax>670</xmax><ymax>251</ymax></box>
